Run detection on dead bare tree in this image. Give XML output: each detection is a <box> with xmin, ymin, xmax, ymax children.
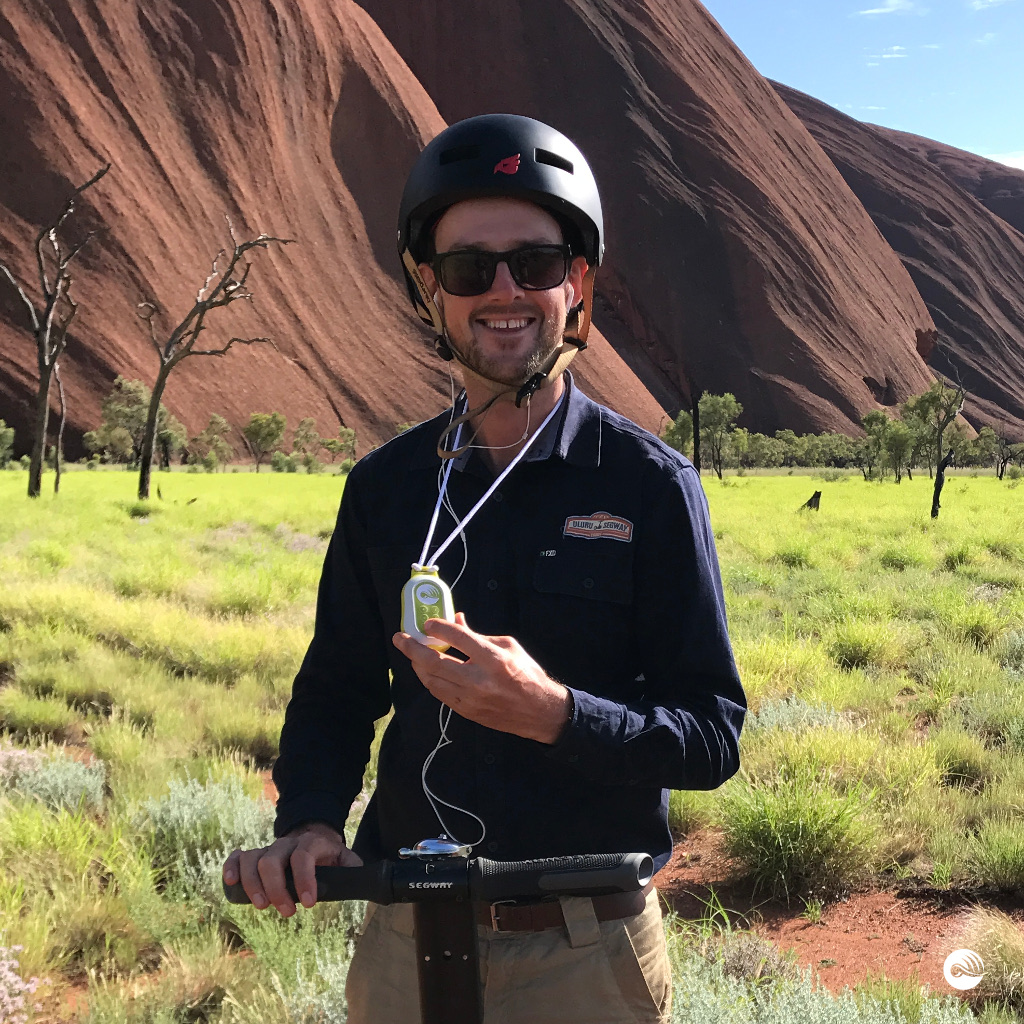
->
<box><xmin>0</xmin><ymin>164</ymin><xmax>110</xmax><ymax>497</ymax></box>
<box><xmin>136</xmin><ymin>221</ymin><xmax>293</xmax><ymax>500</ymax></box>
<box><xmin>54</xmin><ymin>361</ymin><xmax>67</xmax><ymax>494</ymax></box>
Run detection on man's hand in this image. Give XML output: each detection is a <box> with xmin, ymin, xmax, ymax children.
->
<box><xmin>222</xmin><ymin>822</ymin><xmax>362</xmax><ymax>917</ymax></box>
<box><xmin>392</xmin><ymin>612</ymin><xmax>572</xmax><ymax>744</ymax></box>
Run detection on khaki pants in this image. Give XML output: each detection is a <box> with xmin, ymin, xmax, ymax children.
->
<box><xmin>345</xmin><ymin>888</ymin><xmax>672</xmax><ymax>1023</ymax></box>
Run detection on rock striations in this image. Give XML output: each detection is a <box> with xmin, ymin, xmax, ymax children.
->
<box><xmin>776</xmin><ymin>82</ymin><xmax>1024</xmax><ymax>440</ymax></box>
<box><xmin>356</xmin><ymin>0</ymin><xmax>938</xmax><ymax>435</ymax></box>
<box><xmin>0</xmin><ymin>0</ymin><xmax>663</xmax><ymax>456</ymax></box>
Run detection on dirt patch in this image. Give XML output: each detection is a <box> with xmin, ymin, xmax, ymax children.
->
<box><xmin>655</xmin><ymin>830</ymin><xmax>1024</xmax><ymax>996</ymax></box>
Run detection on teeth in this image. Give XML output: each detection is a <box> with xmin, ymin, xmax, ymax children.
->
<box><xmin>483</xmin><ymin>318</ymin><xmax>529</xmax><ymax>329</ymax></box>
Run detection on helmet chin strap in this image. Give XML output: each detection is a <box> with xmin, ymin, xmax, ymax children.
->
<box><xmin>400</xmin><ymin>247</ymin><xmax>596</xmax><ymax>460</ymax></box>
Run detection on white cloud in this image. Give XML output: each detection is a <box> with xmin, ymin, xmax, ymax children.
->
<box><xmin>971</xmin><ymin>0</ymin><xmax>1014</xmax><ymax>9</ymax></box>
<box><xmin>985</xmin><ymin>151</ymin><xmax>1024</xmax><ymax>169</ymax></box>
<box><xmin>867</xmin><ymin>46</ymin><xmax>909</xmax><ymax>59</ymax></box>
<box><xmin>867</xmin><ymin>60</ymin><xmax>881</xmax><ymax>65</ymax></box>
<box><xmin>856</xmin><ymin>0</ymin><xmax>916</xmax><ymax>13</ymax></box>
<box><xmin>861</xmin><ymin>105</ymin><xmax>888</xmax><ymax>110</ymax></box>
<box><xmin>975</xmin><ymin>30</ymin><xmax>998</xmax><ymax>41</ymax></box>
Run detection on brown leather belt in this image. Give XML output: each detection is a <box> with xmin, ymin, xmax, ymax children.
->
<box><xmin>474</xmin><ymin>882</ymin><xmax>652</xmax><ymax>933</ymax></box>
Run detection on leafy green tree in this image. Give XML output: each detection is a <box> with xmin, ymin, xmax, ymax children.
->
<box><xmin>242</xmin><ymin>412</ymin><xmax>286</xmax><ymax>473</ymax></box>
<box><xmin>189</xmin><ymin>414</ymin><xmax>233</xmax><ymax>470</ymax></box>
<box><xmin>883</xmin><ymin>420</ymin><xmax>914</xmax><ymax>484</ymax></box>
<box><xmin>292</xmin><ymin>418</ymin><xmax>322</xmax><ymax>458</ymax></box>
<box><xmin>322</xmin><ymin>427</ymin><xmax>357</xmax><ymax>463</ymax></box>
<box><xmin>969</xmin><ymin>426</ymin><xmax>999</xmax><ymax>470</ymax></box>
<box><xmin>857</xmin><ymin>411</ymin><xmax>892</xmax><ymax>480</ymax></box>
<box><xmin>0</xmin><ymin>420</ymin><xmax>14</xmax><ymax>468</ymax></box>
<box><xmin>661</xmin><ymin>410</ymin><xmax>693</xmax><ymax>458</ymax></box>
<box><xmin>698</xmin><ymin>392</ymin><xmax>742</xmax><ymax>480</ymax></box>
<box><xmin>84</xmin><ymin>424</ymin><xmax>134</xmax><ymax>465</ymax></box>
<box><xmin>747</xmin><ymin>432</ymin><xmax>785</xmax><ymax>469</ymax></box>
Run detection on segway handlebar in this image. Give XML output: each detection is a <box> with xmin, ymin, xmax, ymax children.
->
<box><xmin>223</xmin><ymin>851</ymin><xmax>654</xmax><ymax>906</ymax></box>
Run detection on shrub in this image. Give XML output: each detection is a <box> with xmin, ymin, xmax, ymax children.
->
<box><xmin>827</xmin><ymin>620</ymin><xmax>897</xmax><ymax>671</ymax></box>
<box><xmin>0</xmin><ymin>945</ymin><xmax>44</xmax><ymax>1024</ymax></box>
<box><xmin>942</xmin><ymin>544</ymin><xmax>975</xmax><ymax>571</ymax></box>
<box><xmin>722</xmin><ymin>776</ymin><xmax>876</xmax><ymax>899</ymax></box>
<box><xmin>959</xmin><ymin>908</ymin><xmax>1024</xmax><ymax>1014</ymax></box>
<box><xmin>270</xmin><ymin>450</ymin><xmax>297</xmax><ymax>473</ymax></box>
<box><xmin>998</xmin><ymin>631</ymin><xmax>1024</xmax><ymax>675</ymax></box>
<box><xmin>878</xmin><ymin>544</ymin><xmax>928</xmax><ymax>572</ymax></box>
<box><xmin>3</xmin><ymin>750</ymin><xmax>106</xmax><ymax>811</ymax></box>
<box><xmin>338</xmin><ymin>457</ymin><xmax>356</xmax><ymax>475</ymax></box>
<box><xmin>748</xmin><ymin>696</ymin><xmax>852</xmax><ymax>733</ymax></box>
<box><xmin>945</xmin><ymin>604</ymin><xmax>1004</xmax><ymax>650</ymax></box>
<box><xmin>969</xmin><ymin>819</ymin><xmax>1024</xmax><ymax>891</ymax></box>
<box><xmin>773</xmin><ymin>542</ymin><xmax>813</xmax><ymax>569</ymax></box>
<box><xmin>931</xmin><ymin>729</ymin><xmax>998</xmax><ymax>791</ymax></box>
<box><xmin>139</xmin><ymin>775</ymin><xmax>274</xmax><ymax>886</ymax></box>
<box><xmin>0</xmin><ymin>689</ymin><xmax>83</xmax><ymax>743</ymax></box>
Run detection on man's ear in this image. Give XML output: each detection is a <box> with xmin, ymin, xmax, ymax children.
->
<box><xmin>566</xmin><ymin>256</ymin><xmax>588</xmax><ymax>309</ymax></box>
<box><xmin>418</xmin><ymin>262</ymin><xmax>438</xmax><ymax>300</ymax></box>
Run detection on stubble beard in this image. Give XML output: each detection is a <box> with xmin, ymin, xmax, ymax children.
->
<box><xmin>451</xmin><ymin>307</ymin><xmax>565</xmax><ymax>387</ymax></box>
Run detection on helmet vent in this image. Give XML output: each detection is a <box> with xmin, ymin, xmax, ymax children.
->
<box><xmin>535</xmin><ymin>149</ymin><xmax>574</xmax><ymax>174</ymax></box>
<box><xmin>439</xmin><ymin>144</ymin><xmax>480</xmax><ymax>165</ymax></box>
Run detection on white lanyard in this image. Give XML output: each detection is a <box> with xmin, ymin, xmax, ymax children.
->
<box><xmin>417</xmin><ymin>393</ymin><xmax>566</xmax><ymax>569</ymax></box>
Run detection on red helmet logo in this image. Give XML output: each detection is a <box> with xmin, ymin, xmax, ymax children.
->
<box><xmin>494</xmin><ymin>153</ymin><xmax>521</xmax><ymax>175</ymax></box>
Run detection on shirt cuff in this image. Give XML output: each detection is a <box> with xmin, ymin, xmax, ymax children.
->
<box><xmin>274</xmin><ymin>793</ymin><xmax>350</xmax><ymax>840</ymax></box>
<box><xmin>545</xmin><ymin>686</ymin><xmax>626</xmax><ymax>769</ymax></box>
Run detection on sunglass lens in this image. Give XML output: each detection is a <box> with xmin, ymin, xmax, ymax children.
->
<box><xmin>511</xmin><ymin>247</ymin><xmax>568</xmax><ymax>289</ymax></box>
<box><xmin>439</xmin><ymin>252</ymin><xmax>496</xmax><ymax>296</ymax></box>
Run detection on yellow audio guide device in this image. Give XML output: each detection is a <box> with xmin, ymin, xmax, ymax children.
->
<box><xmin>401</xmin><ymin>564</ymin><xmax>455</xmax><ymax>652</ymax></box>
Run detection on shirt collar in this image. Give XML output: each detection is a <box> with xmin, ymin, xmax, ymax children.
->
<box><xmin>412</xmin><ymin>372</ymin><xmax>602</xmax><ymax>472</ymax></box>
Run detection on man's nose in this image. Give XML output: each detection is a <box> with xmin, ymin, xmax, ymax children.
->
<box><xmin>486</xmin><ymin>258</ymin><xmax>525</xmax><ymax>299</ymax></box>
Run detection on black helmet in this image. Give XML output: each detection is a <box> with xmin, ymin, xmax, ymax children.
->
<box><xmin>398</xmin><ymin>114</ymin><xmax>604</xmax><ymax>336</ymax></box>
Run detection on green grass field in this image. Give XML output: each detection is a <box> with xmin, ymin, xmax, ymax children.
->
<box><xmin>0</xmin><ymin>468</ymin><xmax>1022</xmax><ymax>1022</ymax></box>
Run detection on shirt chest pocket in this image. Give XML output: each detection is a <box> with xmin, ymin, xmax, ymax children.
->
<box><xmin>523</xmin><ymin>545</ymin><xmax>635</xmax><ymax>688</ymax></box>
<box><xmin>531</xmin><ymin>545</ymin><xmax>634</xmax><ymax>605</ymax></box>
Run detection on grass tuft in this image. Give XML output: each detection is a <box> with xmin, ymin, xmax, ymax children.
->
<box><xmin>721</xmin><ymin>776</ymin><xmax>877</xmax><ymax>900</ymax></box>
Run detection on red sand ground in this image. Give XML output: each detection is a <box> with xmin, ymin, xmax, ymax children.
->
<box><xmin>655</xmin><ymin>829</ymin><xmax>1024</xmax><ymax>997</ymax></box>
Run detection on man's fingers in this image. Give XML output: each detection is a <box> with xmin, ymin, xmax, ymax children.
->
<box><xmin>222</xmin><ymin>848</ymin><xmax>241</xmax><ymax>885</ymax></box>
<box><xmin>422</xmin><ymin>617</ymin><xmax>492</xmax><ymax>657</ymax></box>
<box><xmin>257</xmin><ymin>849</ymin><xmax>296</xmax><ymax>916</ymax></box>
<box><xmin>237</xmin><ymin>849</ymin><xmax>270</xmax><ymax>910</ymax></box>
<box><xmin>290</xmin><ymin>846</ymin><xmax>319</xmax><ymax>909</ymax></box>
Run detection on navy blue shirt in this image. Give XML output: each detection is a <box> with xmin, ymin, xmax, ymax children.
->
<box><xmin>273</xmin><ymin>378</ymin><xmax>745</xmax><ymax>871</ymax></box>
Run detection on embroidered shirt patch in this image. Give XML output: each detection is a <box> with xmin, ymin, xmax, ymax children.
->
<box><xmin>563</xmin><ymin>512</ymin><xmax>634</xmax><ymax>543</ymax></box>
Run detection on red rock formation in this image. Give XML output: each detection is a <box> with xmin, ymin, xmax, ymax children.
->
<box><xmin>0</xmin><ymin>0</ymin><xmax>663</xmax><ymax>458</ymax></box>
<box><xmin>776</xmin><ymin>83</ymin><xmax>1024</xmax><ymax>441</ymax></box>
<box><xmin>355</xmin><ymin>0</ymin><xmax>938</xmax><ymax>435</ymax></box>
<box><xmin>878</xmin><ymin>129</ymin><xmax>1024</xmax><ymax>239</ymax></box>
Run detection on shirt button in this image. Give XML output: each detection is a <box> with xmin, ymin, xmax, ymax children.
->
<box><xmin>483</xmin><ymin>753</ymin><xmax>496</xmax><ymax>765</ymax></box>
<box><xmin>582</xmin><ymin>578</ymin><xmax>595</xmax><ymax>590</ymax></box>
<box><xmin>487</xmin><ymin>841</ymin><xmax>499</xmax><ymax>853</ymax></box>
<box><xmin>487</xmin><ymin>579</ymin><xmax>499</xmax><ymax>591</ymax></box>
<box><xmin>568</xmin><ymin>754</ymin><xmax>580</xmax><ymax>763</ymax></box>
<box><xmin>493</xmin><ymin>491</ymin><xmax>503</xmax><ymax>502</ymax></box>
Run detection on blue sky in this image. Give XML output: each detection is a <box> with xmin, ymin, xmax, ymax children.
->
<box><xmin>700</xmin><ymin>0</ymin><xmax>1024</xmax><ymax>169</ymax></box>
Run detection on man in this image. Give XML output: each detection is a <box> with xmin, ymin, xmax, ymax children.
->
<box><xmin>224</xmin><ymin>114</ymin><xmax>745</xmax><ymax>1023</ymax></box>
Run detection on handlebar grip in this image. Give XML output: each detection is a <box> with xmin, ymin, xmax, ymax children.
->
<box><xmin>222</xmin><ymin>862</ymin><xmax>394</xmax><ymax>906</ymax></box>
<box><xmin>469</xmin><ymin>852</ymin><xmax>654</xmax><ymax>903</ymax></box>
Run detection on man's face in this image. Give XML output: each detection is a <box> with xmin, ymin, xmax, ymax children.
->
<box><xmin>418</xmin><ymin>197</ymin><xmax>587</xmax><ymax>387</ymax></box>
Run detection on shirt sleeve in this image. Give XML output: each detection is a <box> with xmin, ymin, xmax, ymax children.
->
<box><xmin>272</xmin><ymin>464</ymin><xmax>393</xmax><ymax>838</ymax></box>
<box><xmin>545</xmin><ymin>461</ymin><xmax>746</xmax><ymax>789</ymax></box>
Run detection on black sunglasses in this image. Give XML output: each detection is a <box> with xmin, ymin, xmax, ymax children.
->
<box><xmin>432</xmin><ymin>244</ymin><xmax>572</xmax><ymax>297</ymax></box>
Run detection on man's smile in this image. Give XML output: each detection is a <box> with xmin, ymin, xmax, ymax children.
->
<box><xmin>476</xmin><ymin>315</ymin><xmax>537</xmax><ymax>333</ymax></box>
